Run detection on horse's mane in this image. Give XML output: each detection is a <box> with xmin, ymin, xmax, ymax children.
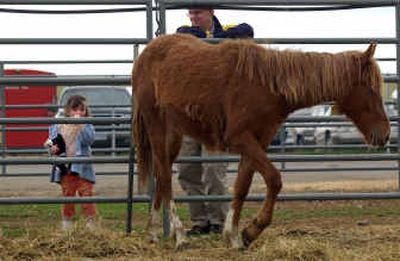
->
<box><xmin>228</xmin><ymin>40</ymin><xmax>382</xmax><ymax>105</ymax></box>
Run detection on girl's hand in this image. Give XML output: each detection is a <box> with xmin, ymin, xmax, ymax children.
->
<box><xmin>50</xmin><ymin>144</ymin><xmax>59</xmax><ymax>155</ymax></box>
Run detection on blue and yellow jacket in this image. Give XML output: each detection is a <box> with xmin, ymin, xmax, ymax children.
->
<box><xmin>176</xmin><ymin>15</ymin><xmax>254</xmax><ymax>39</ymax></box>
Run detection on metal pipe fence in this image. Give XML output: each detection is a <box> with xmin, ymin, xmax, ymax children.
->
<box><xmin>0</xmin><ymin>0</ymin><xmax>400</xmax><ymax>236</ymax></box>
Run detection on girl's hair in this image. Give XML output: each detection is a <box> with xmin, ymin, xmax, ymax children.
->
<box><xmin>64</xmin><ymin>95</ymin><xmax>90</xmax><ymax>117</ymax></box>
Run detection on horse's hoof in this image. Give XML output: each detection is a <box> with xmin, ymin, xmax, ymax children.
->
<box><xmin>241</xmin><ymin>228</ymin><xmax>253</xmax><ymax>248</ymax></box>
<box><xmin>222</xmin><ymin>229</ymin><xmax>244</xmax><ymax>250</ymax></box>
<box><xmin>175</xmin><ymin>239</ymin><xmax>190</xmax><ymax>251</ymax></box>
<box><xmin>222</xmin><ymin>229</ymin><xmax>231</xmax><ymax>248</ymax></box>
<box><xmin>148</xmin><ymin>234</ymin><xmax>159</xmax><ymax>244</ymax></box>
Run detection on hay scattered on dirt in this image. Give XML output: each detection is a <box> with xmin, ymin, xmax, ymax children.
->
<box><xmin>1</xmin><ymin>221</ymin><xmax>400</xmax><ymax>260</ymax></box>
<box><xmin>1</xmin><ymin>201</ymin><xmax>400</xmax><ymax>260</ymax></box>
<box><xmin>0</xmin><ymin>223</ymin><xmax>156</xmax><ymax>260</ymax></box>
<box><xmin>249</xmin><ymin>220</ymin><xmax>400</xmax><ymax>261</ymax></box>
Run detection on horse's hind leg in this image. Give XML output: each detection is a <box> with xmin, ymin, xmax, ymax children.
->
<box><xmin>228</xmin><ymin>132</ymin><xmax>282</xmax><ymax>247</ymax></box>
<box><xmin>143</xmin><ymin>120</ymin><xmax>171</xmax><ymax>244</ymax></box>
<box><xmin>223</xmin><ymin>156</ymin><xmax>255</xmax><ymax>249</ymax></box>
<box><xmin>165</xmin><ymin>131</ymin><xmax>188</xmax><ymax>250</ymax></box>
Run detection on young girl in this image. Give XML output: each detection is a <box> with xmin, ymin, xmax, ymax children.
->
<box><xmin>47</xmin><ymin>95</ymin><xmax>96</xmax><ymax>230</ymax></box>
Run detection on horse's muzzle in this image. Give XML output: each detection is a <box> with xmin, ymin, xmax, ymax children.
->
<box><xmin>370</xmin><ymin>129</ymin><xmax>390</xmax><ymax>147</ymax></box>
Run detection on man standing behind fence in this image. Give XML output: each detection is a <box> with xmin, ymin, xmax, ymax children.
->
<box><xmin>176</xmin><ymin>6</ymin><xmax>254</xmax><ymax>236</ymax></box>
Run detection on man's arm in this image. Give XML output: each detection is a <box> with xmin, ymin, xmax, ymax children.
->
<box><xmin>176</xmin><ymin>26</ymin><xmax>207</xmax><ymax>38</ymax></box>
<box><xmin>215</xmin><ymin>23</ymin><xmax>254</xmax><ymax>39</ymax></box>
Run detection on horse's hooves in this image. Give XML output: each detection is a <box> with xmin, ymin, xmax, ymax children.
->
<box><xmin>148</xmin><ymin>235</ymin><xmax>159</xmax><ymax>244</ymax></box>
<box><xmin>241</xmin><ymin>228</ymin><xmax>253</xmax><ymax>248</ymax></box>
<box><xmin>222</xmin><ymin>230</ymin><xmax>245</xmax><ymax>250</ymax></box>
<box><xmin>175</xmin><ymin>239</ymin><xmax>190</xmax><ymax>251</ymax></box>
<box><xmin>222</xmin><ymin>230</ymin><xmax>231</xmax><ymax>248</ymax></box>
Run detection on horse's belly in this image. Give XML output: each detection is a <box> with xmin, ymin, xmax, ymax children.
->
<box><xmin>164</xmin><ymin>103</ymin><xmax>225</xmax><ymax>151</ymax></box>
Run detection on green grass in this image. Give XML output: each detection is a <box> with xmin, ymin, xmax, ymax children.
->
<box><xmin>275</xmin><ymin>203</ymin><xmax>400</xmax><ymax>221</ymax></box>
<box><xmin>1</xmin><ymin>200</ymin><xmax>399</xmax><ymax>239</ymax></box>
<box><xmin>273</xmin><ymin>146</ymin><xmax>390</xmax><ymax>155</ymax></box>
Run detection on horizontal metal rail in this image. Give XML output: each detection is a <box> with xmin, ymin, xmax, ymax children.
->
<box><xmin>2</xmin><ymin>143</ymin><xmax>396</xmax><ymax>155</ymax></box>
<box><xmin>1</xmin><ymin>165</ymin><xmax>399</xmax><ymax>178</ymax></box>
<box><xmin>2</xmin><ymin>59</ymin><xmax>134</xmax><ymax>64</ymax></box>
<box><xmin>1</xmin><ymin>192</ymin><xmax>400</xmax><ymax>205</ymax></box>
<box><xmin>163</xmin><ymin>0</ymin><xmax>400</xmax><ymax>7</ymax></box>
<box><xmin>0</xmin><ymin>171</ymin><xmax>128</xmax><ymax>177</ymax></box>
<box><xmin>0</xmin><ymin>38</ymin><xmax>149</xmax><ymax>45</ymax></box>
<box><xmin>2</xmin><ymin>116</ymin><xmax>400</xmax><ymax>125</ymax></box>
<box><xmin>0</xmin><ymin>57</ymin><xmax>395</xmax><ymax>64</ymax></box>
<box><xmin>0</xmin><ymin>75</ymin><xmax>130</xmax><ymax>85</ymax></box>
<box><xmin>0</xmin><ymin>74</ymin><xmax>396</xmax><ymax>86</ymax></box>
<box><xmin>2</xmin><ymin>147</ymin><xmax>130</xmax><ymax>154</ymax></box>
<box><xmin>0</xmin><ymin>0</ymin><xmax>150</xmax><ymax>5</ymax></box>
<box><xmin>251</xmin><ymin>38</ymin><xmax>399</xmax><ymax>45</ymax></box>
<box><xmin>1</xmin><ymin>154</ymin><xmax>400</xmax><ymax>165</ymax></box>
<box><xmin>3</xmin><ymin>119</ymin><xmax>399</xmax><ymax>131</ymax></box>
<box><xmin>2</xmin><ymin>104</ymin><xmax>131</xmax><ymax>109</ymax></box>
<box><xmin>1</xmin><ymin>116</ymin><xmax>399</xmax><ymax>126</ymax></box>
<box><xmin>0</xmin><ymin>117</ymin><xmax>129</xmax><ymax>124</ymax></box>
<box><xmin>0</xmin><ymin>4</ymin><xmax>390</xmax><ymax>13</ymax></box>
<box><xmin>0</xmin><ymin>38</ymin><xmax>399</xmax><ymax>45</ymax></box>
<box><xmin>2</xmin><ymin>120</ymin><xmax>400</xmax><ymax>131</ymax></box>
<box><xmin>4</xmin><ymin>127</ymin><xmax>130</xmax><ymax>132</ymax></box>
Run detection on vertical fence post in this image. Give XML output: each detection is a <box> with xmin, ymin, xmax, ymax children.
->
<box><xmin>279</xmin><ymin>127</ymin><xmax>286</xmax><ymax>170</ymax></box>
<box><xmin>396</xmin><ymin>4</ymin><xmax>400</xmax><ymax>191</ymax></box>
<box><xmin>158</xmin><ymin>0</ymin><xmax>166</xmax><ymax>35</ymax></box>
<box><xmin>111</xmin><ymin>107</ymin><xmax>116</xmax><ymax>157</ymax></box>
<box><xmin>0</xmin><ymin>62</ymin><xmax>6</xmax><ymax>175</ymax></box>
<box><xmin>126</xmin><ymin>140</ymin><xmax>135</xmax><ymax>234</ymax></box>
<box><xmin>146</xmin><ymin>0</ymin><xmax>153</xmax><ymax>40</ymax></box>
<box><xmin>126</xmin><ymin>43</ymin><xmax>141</xmax><ymax>234</ymax></box>
<box><xmin>158</xmin><ymin>0</ymin><xmax>170</xmax><ymax>237</ymax></box>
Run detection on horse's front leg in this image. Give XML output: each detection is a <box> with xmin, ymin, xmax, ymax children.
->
<box><xmin>164</xmin><ymin>131</ymin><xmax>188</xmax><ymax>250</ymax></box>
<box><xmin>146</xmin><ymin>192</ymin><xmax>161</xmax><ymax>243</ymax></box>
<box><xmin>145</xmin><ymin>166</ymin><xmax>162</xmax><ymax>243</ymax></box>
<box><xmin>223</xmin><ymin>156</ymin><xmax>255</xmax><ymax>249</ymax></box>
<box><xmin>167</xmin><ymin>199</ymin><xmax>188</xmax><ymax>250</ymax></box>
<box><xmin>228</xmin><ymin>132</ymin><xmax>282</xmax><ymax>248</ymax></box>
<box><xmin>241</xmin><ymin>155</ymin><xmax>281</xmax><ymax>247</ymax></box>
<box><xmin>160</xmin><ymin>173</ymin><xmax>188</xmax><ymax>250</ymax></box>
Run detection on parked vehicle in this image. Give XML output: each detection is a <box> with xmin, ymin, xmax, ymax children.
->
<box><xmin>287</xmin><ymin>105</ymin><xmax>331</xmax><ymax>145</ymax></box>
<box><xmin>56</xmin><ymin>86</ymin><xmax>132</xmax><ymax>147</ymax></box>
<box><xmin>3</xmin><ymin>69</ymin><xmax>56</xmax><ymax>148</ymax></box>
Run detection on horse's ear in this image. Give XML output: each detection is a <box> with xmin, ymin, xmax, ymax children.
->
<box><xmin>364</xmin><ymin>42</ymin><xmax>377</xmax><ymax>60</ymax></box>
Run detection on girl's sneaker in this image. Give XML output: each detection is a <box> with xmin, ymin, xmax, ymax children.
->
<box><xmin>86</xmin><ymin>218</ymin><xmax>95</xmax><ymax>230</ymax></box>
<box><xmin>62</xmin><ymin>219</ymin><xmax>72</xmax><ymax>231</ymax></box>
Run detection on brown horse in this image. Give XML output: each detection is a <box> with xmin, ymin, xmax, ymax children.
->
<box><xmin>132</xmin><ymin>33</ymin><xmax>390</xmax><ymax>249</ymax></box>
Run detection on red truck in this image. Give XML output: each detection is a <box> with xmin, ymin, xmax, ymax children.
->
<box><xmin>3</xmin><ymin>69</ymin><xmax>56</xmax><ymax>148</ymax></box>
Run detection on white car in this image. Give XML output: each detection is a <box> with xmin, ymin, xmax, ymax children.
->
<box><xmin>287</xmin><ymin>105</ymin><xmax>331</xmax><ymax>145</ymax></box>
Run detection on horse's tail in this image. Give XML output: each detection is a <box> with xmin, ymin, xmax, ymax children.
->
<box><xmin>132</xmin><ymin>96</ymin><xmax>152</xmax><ymax>194</ymax></box>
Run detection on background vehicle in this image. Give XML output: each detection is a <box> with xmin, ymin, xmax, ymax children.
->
<box><xmin>56</xmin><ymin>86</ymin><xmax>131</xmax><ymax>148</ymax></box>
<box><xmin>287</xmin><ymin>105</ymin><xmax>331</xmax><ymax>145</ymax></box>
<box><xmin>2</xmin><ymin>69</ymin><xmax>56</xmax><ymax>148</ymax></box>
